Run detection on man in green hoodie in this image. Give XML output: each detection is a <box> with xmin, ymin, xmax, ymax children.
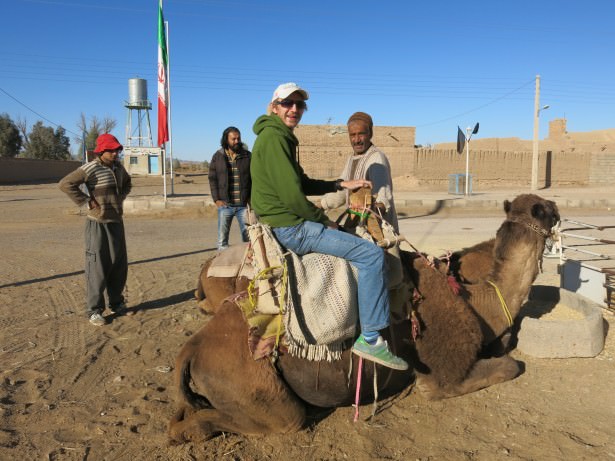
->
<box><xmin>250</xmin><ymin>82</ymin><xmax>407</xmax><ymax>371</ymax></box>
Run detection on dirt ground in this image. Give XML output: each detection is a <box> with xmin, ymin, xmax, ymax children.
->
<box><xmin>1</xmin><ymin>176</ymin><xmax>614</xmax><ymax>461</ymax></box>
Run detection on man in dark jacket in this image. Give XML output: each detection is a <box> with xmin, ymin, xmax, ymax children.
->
<box><xmin>59</xmin><ymin>133</ymin><xmax>132</xmax><ymax>326</ymax></box>
<box><xmin>209</xmin><ymin>127</ymin><xmax>251</xmax><ymax>251</ymax></box>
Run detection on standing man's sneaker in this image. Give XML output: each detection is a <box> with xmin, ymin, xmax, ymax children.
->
<box><xmin>89</xmin><ymin>313</ymin><xmax>106</xmax><ymax>326</ymax></box>
<box><xmin>352</xmin><ymin>334</ymin><xmax>409</xmax><ymax>370</ymax></box>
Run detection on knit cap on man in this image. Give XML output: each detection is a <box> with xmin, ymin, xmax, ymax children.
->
<box><xmin>347</xmin><ymin>112</ymin><xmax>373</xmax><ymax>130</ymax></box>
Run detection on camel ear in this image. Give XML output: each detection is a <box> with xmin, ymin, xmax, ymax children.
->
<box><xmin>503</xmin><ymin>200</ymin><xmax>512</xmax><ymax>214</ymax></box>
<box><xmin>546</xmin><ymin>200</ymin><xmax>560</xmax><ymax>226</ymax></box>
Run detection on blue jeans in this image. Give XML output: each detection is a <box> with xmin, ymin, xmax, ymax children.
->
<box><xmin>273</xmin><ymin>221</ymin><xmax>389</xmax><ymax>333</ymax></box>
<box><xmin>217</xmin><ymin>205</ymin><xmax>248</xmax><ymax>250</ymax></box>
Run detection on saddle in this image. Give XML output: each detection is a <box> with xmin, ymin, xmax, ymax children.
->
<box><xmin>337</xmin><ymin>187</ymin><xmax>404</xmax><ymax>288</ymax></box>
<box><xmin>206</xmin><ymin>194</ymin><xmax>412</xmax><ymax>362</ymax></box>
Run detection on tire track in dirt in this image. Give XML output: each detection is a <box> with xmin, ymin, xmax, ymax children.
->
<box><xmin>44</xmin><ymin>280</ymin><xmax>118</xmax><ymax>406</ymax></box>
<box><xmin>1</xmin><ymin>284</ymin><xmax>58</xmax><ymax>374</ymax></box>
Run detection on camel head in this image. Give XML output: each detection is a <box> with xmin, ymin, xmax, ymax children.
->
<box><xmin>503</xmin><ymin>194</ymin><xmax>560</xmax><ymax>237</ymax></box>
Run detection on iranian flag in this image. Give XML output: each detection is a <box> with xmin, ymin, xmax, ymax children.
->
<box><xmin>157</xmin><ymin>0</ymin><xmax>169</xmax><ymax>147</ymax></box>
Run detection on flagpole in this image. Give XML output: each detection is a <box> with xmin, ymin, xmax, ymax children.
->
<box><xmin>157</xmin><ymin>0</ymin><xmax>169</xmax><ymax>201</ymax></box>
<box><xmin>162</xmin><ymin>146</ymin><xmax>167</xmax><ymax>200</ymax></box>
<box><xmin>165</xmin><ymin>20</ymin><xmax>174</xmax><ymax>196</ymax></box>
<box><xmin>465</xmin><ymin>126</ymin><xmax>470</xmax><ymax>196</ymax></box>
<box><xmin>80</xmin><ymin>131</ymin><xmax>89</xmax><ymax>197</ymax></box>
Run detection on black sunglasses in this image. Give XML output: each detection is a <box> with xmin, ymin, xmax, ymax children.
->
<box><xmin>276</xmin><ymin>99</ymin><xmax>308</xmax><ymax>110</ymax></box>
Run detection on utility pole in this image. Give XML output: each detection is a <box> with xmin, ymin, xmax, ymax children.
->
<box><xmin>462</xmin><ymin>122</ymin><xmax>479</xmax><ymax>196</ymax></box>
<box><xmin>531</xmin><ymin>75</ymin><xmax>541</xmax><ymax>191</ymax></box>
<box><xmin>465</xmin><ymin>126</ymin><xmax>471</xmax><ymax>195</ymax></box>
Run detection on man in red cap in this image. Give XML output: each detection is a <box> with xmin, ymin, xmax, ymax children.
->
<box><xmin>59</xmin><ymin>133</ymin><xmax>132</xmax><ymax>326</ymax></box>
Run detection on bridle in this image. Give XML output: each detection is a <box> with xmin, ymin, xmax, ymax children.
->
<box><xmin>505</xmin><ymin>217</ymin><xmax>552</xmax><ymax>238</ymax></box>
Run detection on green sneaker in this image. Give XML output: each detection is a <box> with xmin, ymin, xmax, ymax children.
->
<box><xmin>352</xmin><ymin>335</ymin><xmax>409</xmax><ymax>370</ymax></box>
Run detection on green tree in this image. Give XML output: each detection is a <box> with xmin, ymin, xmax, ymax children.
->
<box><xmin>0</xmin><ymin>113</ymin><xmax>23</xmax><ymax>157</ymax></box>
<box><xmin>23</xmin><ymin>121</ymin><xmax>71</xmax><ymax>160</ymax></box>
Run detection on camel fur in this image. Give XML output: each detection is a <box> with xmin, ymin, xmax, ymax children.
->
<box><xmin>170</xmin><ymin>194</ymin><xmax>559</xmax><ymax>441</ymax></box>
<box><xmin>448</xmin><ymin>238</ymin><xmax>496</xmax><ymax>284</ymax></box>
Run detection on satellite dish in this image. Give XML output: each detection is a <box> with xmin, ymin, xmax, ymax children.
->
<box><xmin>472</xmin><ymin>122</ymin><xmax>479</xmax><ymax>135</ymax></box>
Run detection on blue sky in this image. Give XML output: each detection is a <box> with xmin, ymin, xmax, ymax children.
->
<box><xmin>1</xmin><ymin>0</ymin><xmax>614</xmax><ymax>161</ymax></box>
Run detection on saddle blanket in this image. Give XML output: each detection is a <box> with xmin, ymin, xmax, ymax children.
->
<box><xmin>207</xmin><ymin>243</ymin><xmax>254</xmax><ymax>279</ymax></box>
<box><xmin>207</xmin><ymin>241</ymin><xmax>360</xmax><ymax>361</ymax></box>
<box><xmin>206</xmin><ymin>233</ymin><xmax>412</xmax><ymax>362</ymax></box>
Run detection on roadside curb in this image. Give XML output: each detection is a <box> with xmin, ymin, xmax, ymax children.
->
<box><xmin>123</xmin><ymin>194</ymin><xmax>615</xmax><ymax>215</ymax></box>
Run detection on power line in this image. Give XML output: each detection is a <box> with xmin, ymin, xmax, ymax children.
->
<box><xmin>416</xmin><ymin>78</ymin><xmax>536</xmax><ymax>128</ymax></box>
<box><xmin>0</xmin><ymin>86</ymin><xmax>80</xmax><ymax>137</ymax></box>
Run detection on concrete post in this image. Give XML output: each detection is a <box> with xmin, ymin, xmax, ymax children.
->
<box><xmin>531</xmin><ymin>75</ymin><xmax>540</xmax><ymax>191</ymax></box>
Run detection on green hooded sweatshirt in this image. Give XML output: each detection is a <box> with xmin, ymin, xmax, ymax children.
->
<box><xmin>250</xmin><ymin>114</ymin><xmax>336</xmax><ymax>228</ymax></box>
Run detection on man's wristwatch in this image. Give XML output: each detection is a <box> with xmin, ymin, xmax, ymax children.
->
<box><xmin>334</xmin><ymin>179</ymin><xmax>344</xmax><ymax>191</ymax></box>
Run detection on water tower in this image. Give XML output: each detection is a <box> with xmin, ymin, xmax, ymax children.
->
<box><xmin>124</xmin><ymin>78</ymin><xmax>153</xmax><ymax>147</ymax></box>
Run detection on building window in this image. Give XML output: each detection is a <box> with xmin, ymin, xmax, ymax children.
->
<box><xmin>129</xmin><ymin>157</ymin><xmax>138</xmax><ymax>165</ymax></box>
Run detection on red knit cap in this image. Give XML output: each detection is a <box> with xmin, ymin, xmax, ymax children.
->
<box><xmin>94</xmin><ymin>134</ymin><xmax>123</xmax><ymax>154</ymax></box>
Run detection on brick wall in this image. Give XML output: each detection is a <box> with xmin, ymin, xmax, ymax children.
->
<box><xmin>295</xmin><ymin>124</ymin><xmax>416</xmax><ymax>178</ymax></box>
<box><xmin>386</xmin><ymin>149</ymin><xmax>592</xmax><ymax>187</ymax></box>
<box><xmin>290</xmin><ymin>123</ymin><xmax>612</xmax><ymax>187</ymax></box>
<box><xmin>0</xmin><ymin>158</ymin><xmax>81</xmax><ymax>184</ymax></box>
<box><xmin>549</xmin><ymin>118</ymin><xmax>567</xmax><ymax>139</ymax></box>
<box><xmin>589</xmin><ymin>152</ymin><xmax>615</xmax><ymax>184</ymax></box>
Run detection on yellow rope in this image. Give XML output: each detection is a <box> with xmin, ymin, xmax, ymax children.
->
<box><xmin>486</xmin><ymin>280</ymin><xmax>513</xmax><ymax>327</ymax></box>
<box><xmin>274</xmin><ymin>260</ymin><xmax>288</xmax><ymax>350</ymax></box>
<box><xmin>246</xmin><ymin>261</ymin><xmax>288</xmax><ymax>353</ymax></box>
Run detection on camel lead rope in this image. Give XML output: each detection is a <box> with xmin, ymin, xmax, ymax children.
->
<box><xmin>371</xmin><ymin>364</ymin><xmax>379</xmax><ymax>418</ymax></box>
<box><xmin>486</xmin><ymin>280</ymin><xmax>513</xmax><ymax>327</ymax></box>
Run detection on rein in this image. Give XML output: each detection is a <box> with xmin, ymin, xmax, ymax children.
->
<box><xmin>486</xmin><ymin>280</ymin><xmax>513</xmax><ymax>327</ymax></box>
<box><xmin>505</xmin><ymin>217</ymin><xmax>552</xmax><ymax>274</ymax></box>
<box><xmin>506</xmin><ymin>218</ymin><xmax>550</xmax><ymax>238</ymax></box>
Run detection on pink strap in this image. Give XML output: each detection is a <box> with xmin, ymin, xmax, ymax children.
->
<box><xmin>353</xmin><ymin>357</ymin><xmax>363</xmax><ymax>422</ymax></box>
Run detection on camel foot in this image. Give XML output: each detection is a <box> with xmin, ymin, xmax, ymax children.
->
<box><xmin>168</xmin><ymin>406</ymin><xmax>218</xmax><ymax>444</ymax></box>
<box><xmin>416</xmin><ymin>355</ymin><xmax>521</xmax><ymax>400</ymax></box>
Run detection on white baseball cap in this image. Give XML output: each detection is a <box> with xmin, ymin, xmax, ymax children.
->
<box><xmin>271</xmin><ymin>82</ymin><xmax>309</xmax><ymax>102</ymax></box>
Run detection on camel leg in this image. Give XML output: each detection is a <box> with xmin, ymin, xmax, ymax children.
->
<box><xmin>196</xmin><ymin>263</ymin><xmax>249</xmax><ymax>314</ymax></box>
<box><xmin>193</xmin><ymin>258</ymin><xmax>240</xmax><ymax>314</ymax></box>
<box><xmin>169</xmin><ymin>303</ymin><xmax>306</xmax><ymax>441</ymax></box>
<box><xmin>169</xmin><ymin>399</ymin><xmax>305</xmax><ymax>443</ymax></box>
<box><xmin>416</xmin><ymin>355</ymin><xmax>521</xmax><ymax>400</ymax></box>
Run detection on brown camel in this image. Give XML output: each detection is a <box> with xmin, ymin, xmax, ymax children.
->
<box><xmin>169</xmin><ymin>194</ymin><xmax>559</xmax><ymax>442</ymax></box>
<box><xmin>462</xmin><ymin>194</ymin><xmax>559</xmax><ymax>345</ymax></box>
<box><xmin>449</xmin><ymin>194</ymin><xmax>557</xmax><ymax>285</ymax></box>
